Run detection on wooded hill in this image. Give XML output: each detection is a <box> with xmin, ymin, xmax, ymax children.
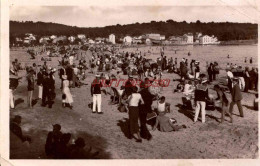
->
<box><xmin>10</xmin><ymin>20</ymin><xmax>257</xmax><ymax>41</ymax></box>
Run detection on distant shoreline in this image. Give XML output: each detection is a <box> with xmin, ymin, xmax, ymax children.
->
<box><xmin>219</xmin><ymin>39</ymin><xmax>258</xmax><ymax>45</ymax></box>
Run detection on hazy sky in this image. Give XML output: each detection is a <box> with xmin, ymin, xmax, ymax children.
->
<box><xmin>10</xmin><ymin>6</ymin><xmax>258</xmax><ymax>27</ymax></box>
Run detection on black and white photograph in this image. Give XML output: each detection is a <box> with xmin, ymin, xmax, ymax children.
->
<box><xmin>1</xmin><ymin>0</ymin><xmax>259</xmax><ymax>164</ymax></box>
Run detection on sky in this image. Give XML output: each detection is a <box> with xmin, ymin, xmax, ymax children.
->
<box><xmin>10</xmin><ymin>6</ymin><xmax>259</xmax><ymax>27</ymax></box>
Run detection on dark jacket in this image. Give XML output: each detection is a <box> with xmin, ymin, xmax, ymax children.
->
<box><xmin>231</xmin><ymin>84</ymin><xmax>242</xmax><ymax>102</ymax></box>
<box><xmin>37</xmin><ymin>72</ymin><xmax>44</xmax><ymax>85</ymax></box>
<box><xmin>194</xmin><ymin>84</ymin><xmax>209</xmax><ymax>102</ymax></box>
<box><xmin>91</xmin><ymin>79</ymin><xmax>102</xmax><ymax>95</ymax></box>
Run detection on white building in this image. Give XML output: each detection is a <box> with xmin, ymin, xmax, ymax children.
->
<box><xmin>68</xmin><ymin>36</ymin><xmax>76</xmax><ymax>43</ymax></box>
<box><xmin>24</xmin><ymin>37</ymin><xmax>30</xmax><ymax>44</ymax></box>
<box><xmin>160</xmin><ymin>35</ymin><xmax>166</xmax><ymax>40</ymax></box>
<box><xmin>199</xmin><ymin>35</ymin><xmax>219</xmax><ymax>44</ymax></box>
<box><xmin>123</xmin><ymin>36</ymin><xmax>132</xmax><ymax>45</ymax></box>
<box><xmin>77</xmin><ymin>34</ymin><xmax>86</xmax><ymax>39</ymax></box>
<box><xmin>183</xmin><ymin>33</ymin><xmax>193</xmax><ymax>44</ymax></box>
<box><xmin>50</xmin><ymin>35</ymin><xmax>57</xmax><ymax>40</ymax></box>
<box><xmin>109</xmin><ymin>34</ymin><xmax>116</xmax><ymax>44</ymax></box>
<box><xmin>145</xmin><ymin>38</ymin><xmax>152</xmax><ymax>45</ymax></box>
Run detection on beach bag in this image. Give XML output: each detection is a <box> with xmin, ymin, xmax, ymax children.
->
<box><xmin>146</xmin><ymin>112</ymin><xmax>157</xmax><ymax>121</ymax></box>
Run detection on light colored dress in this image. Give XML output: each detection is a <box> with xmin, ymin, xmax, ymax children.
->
<box><xmin>63</xmin><ymin>80</ymin><xmax>73</xmax><ymax>104</ymax></box>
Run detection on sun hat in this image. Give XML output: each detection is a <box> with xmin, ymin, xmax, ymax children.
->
<box><xmin>95</xmin><ymin>73</ymin><xmax>101</xmax><ymax>77</ymax></box>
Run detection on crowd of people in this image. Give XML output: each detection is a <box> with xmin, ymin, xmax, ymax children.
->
<box><xmin>10</xmin><ymin>43</ymin><xmax>258</xmax><ymax>157</ymax></box>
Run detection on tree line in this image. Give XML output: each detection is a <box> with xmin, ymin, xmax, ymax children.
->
<box><xmin>10</xmin><ymin>20</ymin><xmax>257</xmax><ymax>42</ymax></box>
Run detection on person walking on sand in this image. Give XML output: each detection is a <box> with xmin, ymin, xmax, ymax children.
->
<box><xmin>91</xmin><ymin>74</ymin><xmax>103</xmax><ymax>114</ymax></box>
<box><xmin>62</xmin><ymin>75</ymin><xmax>73</xmax><ymax>109</ymax></box>
<box><xmin>229</xmin><ymin>77</ymin><xmax>244</xmax><ymax>119</ymax></box>
<box><xmin>127</xmin><ymin>86</ymin><xmax>144</xmax><ymax>143</ymax></box>
<box><xmin>213</xmin><ymin>85</ymin><xmax>232</xmax><ymax>123</ymax></box>
<box><xmin>194</xmin><ymin>77</ymin><xmax>210</xmax><ymax>123</ymax></box>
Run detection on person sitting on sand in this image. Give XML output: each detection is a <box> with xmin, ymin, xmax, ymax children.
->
<box><xmin>10</xmin><ymin>115</ymin><xmax>32</xmax><ymax>143</ymax></box>
<box><xmin>157</xmin><ymin>96</ymin><xmax>166</xmax><ymax>113</ymax></box>
<box><xmin>45</xmin><ymin>124</ymin><xmax>63</xmax><ymax>157</ymax></box>
<box><xmin>55</xmin><ymin>133</ymin><xmax>72</xmax><ymax>159</ymax></box>
<box><xmin>68</xmin><ymin>137</ymin><xmax>99</xmax><ymax>159</ymax></box>
<box><xmin>152</xmin><ymin>110</ymin><xmax>186</xmax><ymax>132</ymax></box>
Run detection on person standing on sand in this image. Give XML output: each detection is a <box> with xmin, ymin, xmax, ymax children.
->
<box><xmin>244</xmin><ymin>67</ymin><xmax>250</xmax><ymax>92</ymax></box>
<box><xmin>62</xmin><ymin>75</ymin><xmax>73</xmax><ymax>109</ymax></box>
<box><xmin>91</xmin><ymin>74</ymin><xmax>103</xmax><ymax>114</ymax></box>
<box><xmin>250</xmin><ymin>57</ymin><xmax>253</xmax><ymax>64</ymax></box>
<box><xmin>127</xmin><ymin>86</ymin><xmax>144</xmax><ymax>143</ymax></box>
<box><xmin>37</xmin><ymin>68</ymin><xmax>44</xmax><ymax>100</ymax></box>
<box><xmin>229</xmin><ymin>77</ymin><xmax>244</xmax><ymax>120</ymax></box>
<box><xmin>27</xmin><ymin>68</ymin><xmax>35</xmax><ymax>108</ymax></box>
<box><xmin>194</xmin><ymin>77</ymin><xmax>210</xmax><ymax>123</ymax></box>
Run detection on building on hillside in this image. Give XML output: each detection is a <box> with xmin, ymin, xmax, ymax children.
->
<box><xmin>168</xmin><ymin>36</ymin><xmax>187</xmax><ymax>44</ymax></box>
<box><xmin>160</xmin><ymin>35</ymin><xmax>166</xmax><ymax>40</ymax></box>
<box><xmin>146</xmin><ymin>34</ymin><xmax>161</xmax><ymax>40</ymax></box>
<box><xmin>68</xmin><ymin>36</ymin><xmax>76</xmax><ymax>43</ymax></box>
<box><xmin>109</xmin><ymin>34</ymin><xmax>116</xmax><ymax>44</ymax></box>
<box><xmin>24</xmin><ymin>37</ymin><xmax>31</xmax><ymax>44</ymax></box>
<box><xmin>15</xmin><ymin>37</ymin><xmax>23</xmax><ymax>43</ymax></box>
<box><xmin>123</xmin><ymin>36</ymin><xmax>132</xmax><ymax>45</ymax></box>
<box><xmin>183</xmin><ymin>33</ymin><xmax>193</xmax><ymax>44</ymax></box>
<box><xmin>77</xmin><ymin>34</ymin><xmax>86</xmax><ymax>39</ymax></box>
<box><xmin>52</xmin><ymin>36</ymin><xmax>67</xmax><ymax>44</ymax></box>
<box><xmin>132</xmin><ymin>36</ymin><xmax>142</xmax><ymax>44</ymax></box>
<box><xmin>199</xmin><ymin>35</ymin><xmax>220</xmax><ymax>44</ymax></box>
<box><xmin>95</xmin><ymin>37</ymin><xmax>105</xmax><ymax>43</ymax></box>
<box><xmin>194</xmin><ymin>32</ymin><xmax>202</xmax><ymax>43</ymax></box>
<box><xmin>50</xmin><ymin>35</ymin><xmax>57</xmax><ymax>40</ymax></box>
<box><xmin>88</xmin><ymin>39</ymin><xmax>95</xmax><ymax>44</ymax></box>
<box><xmin>39</xmin><ymin>36</ymin><xmax>50</xmax><ymax>44</ymax></box>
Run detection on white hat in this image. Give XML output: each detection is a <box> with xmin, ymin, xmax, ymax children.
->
<box><xmin>95</xmin><ymin>74</ymin><xmax>101</xmax><ymax>77</ymax></box>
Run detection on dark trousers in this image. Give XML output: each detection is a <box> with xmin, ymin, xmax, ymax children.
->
<box><xmin>139</xmin><ymin>104</ymin><xmax>152</xmax><ymax>140</ymax></box>
<box><xmin>60</xmin><ymin>79</ymin><xmax>64</xmax><ymax>89</ymax></box>
<box><xmin>208</xmin><ymin>73</ymin><xmax>213</xmax><ymax>82</ymax></box>
<box><xmin>229</xmin><ymin>100</ymin><xmax>244</xmax><ymax>118</ymax></box>
<box><xmin>42</xmin><ymin>89</ymin><xmax>52</xmax><ymax>108</ymax></box>
<box><xmin>212</xmin><ymin>73</ymin><xmax>216</xmax><ymax>80</ymax></box>
<box><xmin>244</xmin><ymin>78</ymin><xmax>250</xmax><ymax>92</ymax></box>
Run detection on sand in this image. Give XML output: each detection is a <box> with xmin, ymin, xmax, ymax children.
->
<box><xmin>9</xmin><ymin>45</ymin><xmax>258</xmax><ymax>159</ymax></box>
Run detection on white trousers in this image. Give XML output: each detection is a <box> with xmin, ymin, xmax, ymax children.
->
<box><xmin>93</xmin><ymin>94</ymin><xmax>102</xmax><ymax>113</ymax></box>
<box><xmin>194</xmin><ymin>101</ymin><xmax>206</xmax><ymax>123</ymax></box>
<box><xmin>10</xmin><ymin>89</ymin><xmax>14</xmax><ymax>108</ymax></box>
<box><xmin>38</xmin><ymin>85</ymin><xmax>43</xmax><ymax>99</ymax></box>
